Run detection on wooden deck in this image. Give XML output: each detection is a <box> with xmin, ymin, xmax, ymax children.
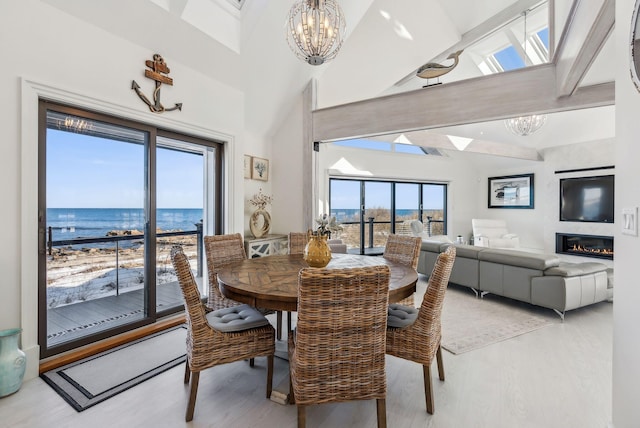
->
<box><xmin>46</xmin><ymin>279</ymin><xmax>196</xmax><ymax>347</ymax></box>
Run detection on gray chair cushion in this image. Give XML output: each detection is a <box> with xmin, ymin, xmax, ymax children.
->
<box><xmin>206</xmin><ymin>304</ymin><xmax>270</xmax><ymax>332</ymax></box>
<box><xmin>387</xmin><ymin>303</ymin><xmax>419</xmax><ymax>328</ymax></box>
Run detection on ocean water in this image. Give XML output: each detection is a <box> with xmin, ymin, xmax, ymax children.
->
<box><xmin>330</xmin><ymin>208</ymin><xmax>442</xmax><ymax>223</ymax></box>
<box><xmin>47</xmin><ymin>208</ymin><xmax>203</xmax><ymax>242</ymax></box>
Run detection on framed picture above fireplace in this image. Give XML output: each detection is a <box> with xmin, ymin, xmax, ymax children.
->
<box><xmin>488</xmin><ymin>173</ymin><xmax>534</xmax><ymax>209</ymax></box>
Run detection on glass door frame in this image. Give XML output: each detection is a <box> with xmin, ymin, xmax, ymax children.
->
<box><xmin>38</xmin><ymin>101</ymin><xmax>223</xmax><ymax>358</ymax></box>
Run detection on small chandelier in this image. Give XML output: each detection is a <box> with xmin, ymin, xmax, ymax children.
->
<box><xmin>504</xmin><ymin>115</ymin><xmax>547</xmax><ymax>136</ymax></box>
<box><xmin>285</xmin><ymin>0</ymin><xmax>346</xmax><ymax>66</ymax></box>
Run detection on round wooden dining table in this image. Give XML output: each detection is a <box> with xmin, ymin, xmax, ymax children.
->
<box><xmin>216</xmin><ymin>253</ymin><xmax>418</xmax><ymax>313</ymax></box>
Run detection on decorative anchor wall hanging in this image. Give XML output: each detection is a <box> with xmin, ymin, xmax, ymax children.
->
<box><xmin>131</xmin><ymin>54</ymin><xmax>183</xmax><ymax>113</ymax></box>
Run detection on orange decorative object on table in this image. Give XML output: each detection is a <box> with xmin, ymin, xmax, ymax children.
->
<box><xmin>303</xmin><ymin>232</ymin><xmax>332</xmax><ymax>268</ymax></box>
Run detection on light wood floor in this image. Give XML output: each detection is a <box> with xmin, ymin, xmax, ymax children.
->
<box><xmin>1</xmin><ymin>277</ymin><xmax>612</xmax><ymax>428</ymax></box>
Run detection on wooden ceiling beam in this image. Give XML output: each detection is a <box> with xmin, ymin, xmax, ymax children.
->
<box><xmin>554</xmin><ymin>0</ymin><xmax>614</xmax><ymax>96</ymax></box>
<box><xmin>312</xmin><ymin>64</ymin><xmax>614</xmax><ymax>142</ymax></box>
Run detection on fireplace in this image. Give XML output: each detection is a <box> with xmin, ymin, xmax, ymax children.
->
<box><xmin>555</xmin><ymin>233</ymin><xmax>613</xmax><ymax>260</ymax></box>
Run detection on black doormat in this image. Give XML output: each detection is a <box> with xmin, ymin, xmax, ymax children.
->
<box><xmin>41</xmin><ymin>325</ymin><xmax>187</xmax><ymax>411</ymax></box>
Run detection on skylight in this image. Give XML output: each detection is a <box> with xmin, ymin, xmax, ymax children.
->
<box><xmin>331</xmin><ymin>138</ymin><xmax>443</xmax><ymax>156</ymax></box>
<box><xmin>395</xmin><ymin>144</ymin><xmax>425</xmax><ymax>155</ymax></box>
<box><xmin>333</xmin><ymin>139</ymin><xmax>391</xmax><ymax>152</ymax></box>
<box><xmin>480</xmin><ymin>3</ymin><xmax>550</xmax><ymax>76</ymax></box>
<box><xmin>494</xmin><ymin>46</ymin><xmax>526</xmax><ymax>71</ymax></box>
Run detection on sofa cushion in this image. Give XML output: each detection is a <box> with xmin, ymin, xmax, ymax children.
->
<box><xmin>478</xmin><ymin>248</ymin><xmax>560</xmax><ymax>270</ymax></box>
<box><xmin>422</xmin><ymin>234</ymin><xmax>453</xmax><ymax>243</ymax></box>
<box><xmin>544</xmin><ymin>262</ymin><xmax>609</xmax><ymax>277</ymax></box>
<box><xmin>421</xmin><ymin>240</ymin><xmax>446</xmax><ymax>252</ymax></box>
<box><xmin>452</xmin><ymin>244</ymin><xmax>485</xmax><ymax>259</ymax></box>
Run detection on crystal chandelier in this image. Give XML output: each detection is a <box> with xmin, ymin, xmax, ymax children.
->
<box><xmin>504</xmin><ymin>115</ymin><xmax>547</xmax><ymax>136</ymax></box>
<box><xmin>285</xmin><ymin>0</ymin><xmax>346</xmax><ymax>66</ymax></box>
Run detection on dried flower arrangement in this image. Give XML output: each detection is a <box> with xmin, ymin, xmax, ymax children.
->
<box><xmin>314</xmin><ymin>214</ymin><xmax>343</xmax><ymax>237</ymax></box>
<box><xmin>248</xmin><ymin>188</ymin><xmax>273</xmax><ymax>210</ymax></box>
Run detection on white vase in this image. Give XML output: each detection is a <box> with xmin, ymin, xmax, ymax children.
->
<box><xmin>250</xmin><ymin>208</ymin><xmax>271</xmax><ymax>238</ymax></box>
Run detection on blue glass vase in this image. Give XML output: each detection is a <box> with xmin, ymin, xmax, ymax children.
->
<box><xmin>0</xmin><ymin>328</ymin><xmax>26</xmax><ymax>397</ymax></box>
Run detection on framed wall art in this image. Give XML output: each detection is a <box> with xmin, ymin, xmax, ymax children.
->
<box><xmin>244</xmin><ymin>155</ymin><xmax>252</xmax><ymax>179</ymax></box>
<box><xmin>488</xmin><ymin>173</ymin><xmax>534</xmax><ymax>209</ymax></box>
<box><xmin>251</xmin><ymin>157</ymin><xmax>269</xmax><ymax>181</ymax></box>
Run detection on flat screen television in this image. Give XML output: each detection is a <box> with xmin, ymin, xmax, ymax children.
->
<box><xmin>559</xmin><ymin>175</ymin><xmax>614</xmax><ymax>223</ymax></box>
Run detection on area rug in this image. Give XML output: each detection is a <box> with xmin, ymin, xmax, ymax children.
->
<box><xmin>440</xmin><ymin>286</ymin><xmax>553</xmax><ymax>355</ymax></box>
<box><xmin>41</xmin><ymin>325</ymin><xmax>187</xmax><ymax>411</ymax></box>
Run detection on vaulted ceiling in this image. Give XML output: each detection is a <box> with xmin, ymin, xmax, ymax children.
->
<box><xmin>42</xmin><ymin>0</ymin><xmax>615</xmax><ymax>157</ymax></box>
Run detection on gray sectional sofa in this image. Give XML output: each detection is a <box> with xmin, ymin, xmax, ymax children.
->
<box><xmin>418</xmin><ymin>241</ymin><xmax>613</xmax><ymax>320</ymax></box>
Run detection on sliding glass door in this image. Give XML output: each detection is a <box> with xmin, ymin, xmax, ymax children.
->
<box><xmin>39</xmin><ymin>102</ymin><xmax>222</xmax><ymax>357</ymax></box>
<box><xmin>364</xmin><ymin>181</ymin><xmax>391</xmax><ymax>251</ymax></box>
<box><xmin>155</xmin><ymin>135</ymin><xmax>212</xmax><ymax>314</ymax></box>
<box><xmin>395</xmin><ymin>182</ymin><xmax>420</xmax><ymax>232</ymax></box>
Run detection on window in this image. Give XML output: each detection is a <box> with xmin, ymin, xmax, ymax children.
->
<box><xmin>329</xmin><ymin>178</ymin><xmax>447</xmax><ymax>254</ymax></box>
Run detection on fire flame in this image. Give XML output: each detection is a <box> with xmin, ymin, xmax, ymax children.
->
<box><xmin>570</xmin><ymin>244</ymin><xmax>613</xmax><ymax>255</ymax></box>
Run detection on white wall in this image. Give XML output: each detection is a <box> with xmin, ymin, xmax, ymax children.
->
<box><xmin>1</xmin><ymin>0</ymin><xmax>252</xmax><ymax>378</ymax></box>
<box><xmin>541</xmin><ymin>140</ymin><xmax>615</xmax><ymax>267</ymax></box>
<box><xmin>269</xmin><ymin>94</ymin><xmax>306</xmax><ymax>235</ymax></box>
<box><xmin>474</xmin><ymin>138</ymin><xmax>616</xmax><ymax>267</ymax></box>
<box><xmin>242</xmin><ymin>130</ymin><xmax>274</xmax><ymax>236</ymax></box>
<box><xmin>474</xmin><ymin>160</ymin><xmax>547</xmax><ymax>251</ymax></box>
<box><xmin>613</xmin><ymin>0</ymin><xmax>640</xmax><ymax>426</ymax></box>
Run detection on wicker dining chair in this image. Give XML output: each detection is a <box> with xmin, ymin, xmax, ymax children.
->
<box><xmin>383</xmin><ymin>234</ymin><xmax>422</xmax><ymax>306</ymax></box>
<box><xmin>204</xmin><ymin>233</ymin><xmax>284</xmax><ymax>338</ymax></box>
<box><xmin>203</xmin><ymin>234</ymin><xmax>246</xmax><ymax>311</ymax></box>
<box><xmin>386</xmin><ymin>245</ymin><xmax>456</xmax><ymax>415</ymax></box>
<box><xmin>170</xmin><ymin>245</ymin><xmax>275</xmax><ymax>422</ymax></box>
<box><xmin>289</xmin><ymin>265</ymin><xmax>391</xmax><ymax>428</ymax></box>
<box><xmin>283</xmin><ymin>231</ymin><xmax>310</xmax><ymax>333</ymax></box>
<box><xmin>288</xmin><ymin>231</ymin><xmax>309</xmax><ymax>255</ymax></box>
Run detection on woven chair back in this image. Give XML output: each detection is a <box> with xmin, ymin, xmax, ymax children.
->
<box><xmin>288</xmin><ymin>232</ymin><xmax>309</xmax><ymax>255</ymax></box>
<box><xmin>383</xmin><ymin>234</ymin><xmax>422</xmax><ymax>270</ymax></box>
<box><xmin>417</xmin><ymin>246</ymin><xmax>456</xmax><ymax>337</ymax></box>
<box><xmin>292</xmin><ymin>265</ymin><xmax>390</xmax><ymax>404</ymax></box>
<box><xmin>170</xmin><ymin>245</ymin><xmax>208</xmax><ymax>332</ymax></box>
<box><xmin>203</xmin><ymin>234</ymin><xmax>246</xmax><ymax>310</ymax></box>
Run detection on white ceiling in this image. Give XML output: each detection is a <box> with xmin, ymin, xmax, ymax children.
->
<box><xmin>41</xmin><ymin>0</ymin><xmax>615</xmax><ymax>155</ymax></box>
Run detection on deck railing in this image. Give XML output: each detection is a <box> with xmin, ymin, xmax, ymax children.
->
<box><xmin>46</xmin><ymin>224</ymin><xmax>203</xmax><ymax>302</ymax></box>
<box><xmin>337</xmin><ymin>217</ymin><xmax>445</xmax><ymax>252</ymax></box>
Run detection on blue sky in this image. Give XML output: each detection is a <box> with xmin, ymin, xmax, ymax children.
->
<box><xmin>47</xmin><ymin>130</ymin><xmax>203</xmax><ymax>208</ymax></box>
